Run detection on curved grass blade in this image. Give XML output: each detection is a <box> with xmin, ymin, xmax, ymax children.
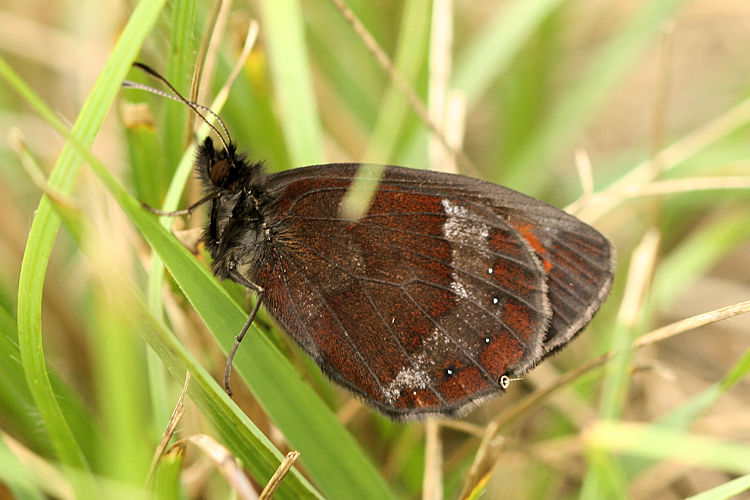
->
<box><xmin>3</xmin><ymin>0</ymin><xmax>166</xmax><ymax>492</ymax></box>
<box><xmin>2</xmin><ymin>54</ymin><xmax>395</xmax><ymax>500</ymax></box>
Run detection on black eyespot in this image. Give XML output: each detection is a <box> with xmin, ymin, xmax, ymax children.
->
<box><xmin>444</xmin><ymin>365</ymin><xmax>456</xmax><ymax>377</ymax></box>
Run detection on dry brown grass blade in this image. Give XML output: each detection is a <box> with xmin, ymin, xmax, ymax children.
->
<box><xmin>182</xmin><ymin>434</ymin><xmax>258</xmax><ymax>500</ymax></box>
<box><xmin>575</xmin><ymin>94</ymin><xmax>750</xmax><ymax>224</ymax></box>
<box><xmin>456</xmin><ymin>420</ymin><xmax>504</xmax><ymax>500</ymax></box>
<box><xmin>146</xmin><ymin>371</ymin><xmax>190</xmax><ymax>484</ymax></box>
<box><xmin>590</xmin><ymin>176</ymin><xmax>750</xmax><ymax>202</ymax></box>
<box><xmin>423</xmin><ymin>419</ymin><xmax>443</xmax><ymax>500</ymax></box>
<box><xmin>259</xmin><ymin>451</ymin><xmax>301</xmax><ymax>500</ymax></box>
<box><xmin>8</xmin><ymin>128</ymin><xmax>79</xmax><ymax>211</ymax></box>
<box><xmin>328</xmin><ymin>0</ymin><xmax>478</xmax><ymax>175</ymax></box>
<box><xmin>423</xmin><ymin>2</ymin><xmax>457</xmax><ymax>497</ymax></box>
<box><xmin>427</xmin><ymin>0</ymin><xmax>459</xmax><ymax>174</ymax></box>
<box><xmin>503</xmin><ymin>299</ymin><xmax>750</xmax><ymax>428</ymax></box>
<box><xmin>633</xmin><ymin>299</ymin><xmax>750</xmax><ymax>349</ymax></box>
<box><xmin>209</xmin><ymin>19</ymin><xmax>259</xmax><ymax>128</ymax></box>
<box><xmin>193</xmin><ymin>0</ymin><xmax>233</xmax><ymax>109</ymax></box>
<box><xmin>458</xmin><ymin>298</ymin><xmax>750</xmax><ymax>497</ymax></box>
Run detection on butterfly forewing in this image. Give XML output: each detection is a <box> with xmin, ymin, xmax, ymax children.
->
<box><xmin>254</xmin><ymin>165</ymin><xmax>560</xmax><ymax>419</ymax></box>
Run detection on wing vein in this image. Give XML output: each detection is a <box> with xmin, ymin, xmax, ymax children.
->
<box><xmin>275</xmin><ymin>253</ymin><xmax>389</xmax><ymax>397</ymax></box>
<box><xmin>357</xmin><ymin>282</ymin><xmax>450</xmax><ymax>407</ymax></box>
<box><xmin>400</xmin><ymin>284</ymin><xmax>503</xmax><ymax>395</ymax></box>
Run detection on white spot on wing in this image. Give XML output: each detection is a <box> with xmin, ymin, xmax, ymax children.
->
<box><xmin>440</xmin><ymin>199</ymin><xmax>490</xmax><ymax>305</ymax></box>
<box><xmin>383</xmin><ymin>329</ymin><xmax>443</xmax><ymax>403</ymax></box>
<box><xmin>441</xmin><ymin>199</ymin><xmax>489</xmax><ymax>241</ymax></box>
<box><xmin>451</xmin><ymin>280</ymin><xmax>468</xmax><ymax>299</ymax></box>
<box><xmin>383</xmin><ymin>367</ymin><xmax>428</xmax><ymax>402</ymax></box>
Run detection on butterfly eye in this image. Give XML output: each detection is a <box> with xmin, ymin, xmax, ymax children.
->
<box><xmin>209</xmin><ymin>159</ymin><xmax>230</xmax><ymax>186</ymax></box>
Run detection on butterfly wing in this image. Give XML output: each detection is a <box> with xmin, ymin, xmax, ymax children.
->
<box><xmin>252</xmin><ymin>164</ymin><xmax>612</xmax><ymax>419</ymax></box>
<box><xmin>375</xmin><ymin>167</ymin><xmax>616</xmax><ymax>358</ymax></box>
<box><xmin>496</xmin><ymin>202</ymin><xmax>615</xmax><ymax>358</ymax></box>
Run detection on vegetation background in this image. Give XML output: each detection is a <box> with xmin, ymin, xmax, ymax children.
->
<box><xmin>0</xmin><ymin>0</ymin><xmax>749</xmax><ymax>498</ymax></box>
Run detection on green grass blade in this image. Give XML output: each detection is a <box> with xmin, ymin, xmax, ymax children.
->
<box><xmin>502</xmin><ymin>0</ymin><xmax>690</xmax><ymax>191</ymax></box>
<box><xmin>163</xmin><ymin>0</ymin><xmax>198</xmax><ymax>171</ymax></box>
<box><xmin>5</xmin><ymin>51</ymin><xmax>394</xmax><ymax>500</ymax></box>
<box><xmin>0</xmin><ymin>302</ymin><xmax>102</xmax><ymax>460</ymax></box>
<box><xmin>453</xmin><ymin>0</ymin><xmax>565</xmax><ymax>108</ymax></box>
<box><xmin>651</xmin><ymin>210</ymin><xmax>750</xmax><ymax>311</ymax></box>
<box><xmin>305</xmin><ymin>3</ymin><xmax>384</xmax><ymax>133</ymax></box>
<box><xmin>2</xmin><ymin>0</ymin><xmax>166</xmax><ymax>487</ymax></box>
<box><xmin>213</xmin><ymin>61</ymin><xmax>293</xmax><ymax>172</ymax></box>
<box><xmin>587</xmin><ymin>421</ymin><xmax>750</xmax><ymax>475</ymax></box>
<box><xmin>127</xmin><ymin>280</ymin><xmax>323</xmax><ymax>500</ymax></box>
<box><xmin>0</xmin><ymin>434</ymin><xmax>45</xmax><ymax>500</ymax></box>
<box><xmin>8</xmin><ymin>80</ymin><xmax>322</xmax><ymax>497</ymax></box>
<box><xmin>124</xmin><ymin>123</ymin><xmax>166</xmax><ymax>206</ymax></box>
<box><xmin>686</xmin><ymin>473</ymin><xmax>750</xmax><ymax>500</ymax></box>
<box><xmin>129</xmin><ymin>187</ymin><xmax>393</xmax><ymax>499</ymax></box>
<box><xmin>258</xmin><ymin>0</ymin><xmax>325</xmax><ymax>165</ymax></box>
<box><xmin>621</xmin><ymin>346</ymin><xmax>750</xmax><ymax>479</ymax></box>
<box><xmin>363</xmin><ymin>0</ymin><xmax>431</xmax><ymax>163</ymax></box>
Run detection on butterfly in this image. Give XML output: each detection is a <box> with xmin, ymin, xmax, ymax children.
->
<box><xmin>128</xmin><ymin>63</ymin><xmax>615</xmax><ymax>420</ymax></box>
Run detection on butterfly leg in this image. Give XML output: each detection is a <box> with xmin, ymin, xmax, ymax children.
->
<box><xmin>141</xmin><ymin>190</ymin><xmax>220</xmax><ymax>216</ymax></box>
<box><xmin>224</xmin><ymin>270</ymin><xmax>265</xmax><ymax>396</ymax></box>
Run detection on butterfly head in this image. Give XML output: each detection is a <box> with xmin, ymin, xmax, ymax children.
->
<box><xmin>196</xmin><ymin>136</ymin><xmax>266</xmax><ymax>194</ymax></box>
<box><xmin>193</xmin><ymin>136</ymin><xmax>271</xmax><ymax>280</ymax></box>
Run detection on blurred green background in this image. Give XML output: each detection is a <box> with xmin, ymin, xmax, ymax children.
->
<box><xmin>1</xmin><ymin>0</ymin><xmax>749</xmax><ymax>499</ymax></box>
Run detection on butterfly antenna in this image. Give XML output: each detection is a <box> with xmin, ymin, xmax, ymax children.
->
<box><xmin>123</xmin><ymin>80</ymin><xmax>234</xmax><ymax>150</ymax></box>
<box><xmin>125</xmin><ymin>62</ymin><xmax>234</xmax><ymax>154</ymax></box>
